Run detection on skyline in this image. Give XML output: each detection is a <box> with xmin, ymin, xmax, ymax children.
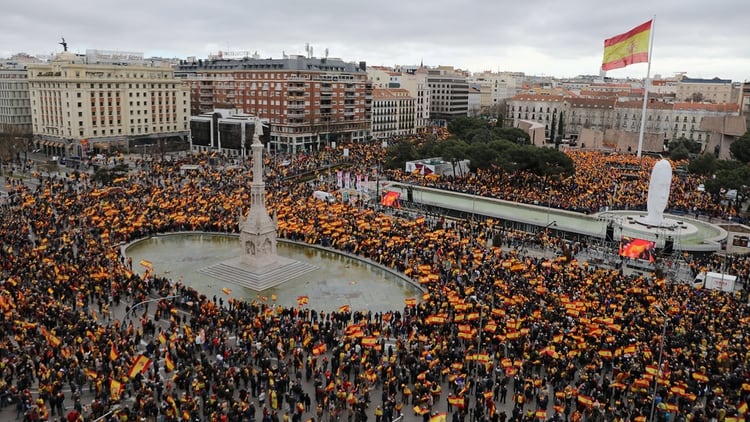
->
<box><xmin>3</xmin><ymin>0</ymin><xmax>750</xmax><ymax>82</ymax></box>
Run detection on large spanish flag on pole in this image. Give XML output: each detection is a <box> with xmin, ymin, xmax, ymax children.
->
<box><xmin>602</xmin><ymin>20</ymin><xmax>652</xmax><ymax>71</ymax></box>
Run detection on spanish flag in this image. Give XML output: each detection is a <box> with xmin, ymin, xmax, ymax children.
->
<box><xmin>405</xmin><ymin>297</ymin><xmax>417</xmax><ymax>307</ymax></box>
<box><xmin>110</xmin><ymin>379</ymin><xmax>123</xmax><ymax>400</ymax></box>
<box><xmin>158</xmin><ymin>332</ymin><xmax>167</xmax><ymax>344</ymax></box>
<box><xmin>127</xmin><ymin>354</ymin><xmax>153</xmax><ymax>378</ymax></box>
<box><xmin>296</xmin><ymin>295</ymin><xmax>309</xmax><ymax>306</ymax></box>
<box><xmin>84</xmin><ymin>368</ymin><xmax>98</xmax><ymax>380</ymax></box>
<box><xmin>602</xmin><ymin>20</ymin><xmax>652</xmax><ymax>71</ymax></box>
<box><xmin>430</xmin><ymin>413</ymin><xmax>447</xmax><ymax>422</ymax></box>
<box><xmin>109</xmin><ymin>343</ymin><xmax>119</xmax><ymax>361</ymax></box>
<box><xmin>139</xmin><ymin>259</ymin><xmax>153</xmax><ymax>269</ymax></box>
<box><xmin>221</xmin><ymin>287</ymin><xmax>232</xmax><ymax>295</ymax></box>
<box><xmin>165</xmin><ymin>353</ymin><xmax>175</xmax><ymax>373</ymax></box>
<box><xmin>338</xmin><ymin>305</ymin><xmax>350</xmax><ymax>313</ymax></box>
<box><xmin>312</xmin><ymin>343</ymin><xmax>327</xmax><ymax>356</ymax></box>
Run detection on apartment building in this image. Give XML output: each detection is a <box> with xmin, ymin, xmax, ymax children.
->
<box><xmin>675</xmin><ymin>77</ymin><xmax>736</xmax><ymax>103</ymax></box>
<box><xmin>504</xmin><ymin>94</ymin><xmax>566</xmax><ymax>140</ymax></box>
<box><xmin>175</xmin><ymin>56</ymin><xmax>372</xmax><ymax>153</ymax></box>
<box><xmin>371</xmin><ymin>88</ymin><xmax>416</xmax><ymax>139</ymax></box>
<box><xmin>367</xmin><ymin>66</ymin><xmax>431</xmax><ymax>133</ymax></box>
<box><xmin>426</xmin><ymin>68</ymin><xmax>468</xmax><ymax>121</ymax></box>
<box><xmin>27</xmin><ymin>51</ymin><xmax>190</xmax><ymax>157</ymax></box>
<box><xmin>507</xmin><ymin>89</ymin><xmax>739</xmax><ymax>151</ymax></box>
<box><xmin>0</xmin><ymin>62</ymin><xmax>32</xmax><ymax>138</ymax></box>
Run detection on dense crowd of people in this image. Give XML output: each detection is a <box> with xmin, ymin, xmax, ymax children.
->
<box><xmin>394</xmin><ymin>150</ymin><xmax>739</xmax><ymax>220</ymax></box>
<box><xmin>0</xmin><ymin>139</ymin><xmax>749</xmax><ymax>422</ymax></box>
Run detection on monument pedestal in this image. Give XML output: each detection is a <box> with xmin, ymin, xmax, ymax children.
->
<box><xmin>199</xmin><ymin>254</ymin><xmax>318</xmax><ymax>291</ymax></box>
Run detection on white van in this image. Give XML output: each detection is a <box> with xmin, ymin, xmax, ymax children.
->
<box><xmin>313</xmin><ymin>190</ymin><xmax>336</xmax><ymax>203</ymax></box>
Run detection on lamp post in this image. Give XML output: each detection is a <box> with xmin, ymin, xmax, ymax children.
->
<box><xmin>649</xmin><ymin>305</ymin><xmax>668</xmax><ymax>422</ymax></box>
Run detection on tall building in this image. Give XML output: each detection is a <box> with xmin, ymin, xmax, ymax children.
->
<box><xmin>371</xmin><ymin>88</ymin><xmax>415</xmax><ymax>139</ymax></box>
<box><xmin>367</xmin><ymin>66</ymin><xmax>431</xmax><ymax>132</ymax></box>
<box><xmin>27</xmin><ymin>51</ymin><xmax>190</xmax><ymax>157</ymax></box>
<box><xmin>0</xmin><ymin>61</ymin><xmax>33</xmax><ymax>149</ymax></box>
<box><xmin>468</xmin><ymin>71</ymin><xmax>525</xmax><ymax>115</ymax></box>
<box><xmin>426</xmin><ymin>67</ymin><xmax>468</xmax><ymax>121</ymax></box>
<box><xmin>175</xmin><ymin>55</ymin><xmax>372</xmax><ymax>153</ymax></box>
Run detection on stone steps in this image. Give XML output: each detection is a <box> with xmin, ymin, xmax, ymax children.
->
<box><xmin>199</xmin><ymin>259</ymin><xmax>318</xmax><ymax>291</ymax></box>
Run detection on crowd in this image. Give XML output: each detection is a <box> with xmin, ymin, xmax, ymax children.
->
<box><xmin>0</xmin><ymin>139</ymin><xmax>749</xmax><ymax>422</ymax></box>
<box><xmin>395</xmin><ymin>150</ymin><xmax>739</xmax><ymax>220</ymax></box>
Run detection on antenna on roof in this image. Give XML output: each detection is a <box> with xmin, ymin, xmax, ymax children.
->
<box><xmin>325</xmin><ymin>48</ymin><xmax>329</xmax><ymax>59</ymax></box>
<box><xmin>305</xmin><ymin>43</ymin><xmax>310</xmax><ymax>58</ymax></box>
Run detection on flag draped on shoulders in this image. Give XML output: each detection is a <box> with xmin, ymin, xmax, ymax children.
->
<box><xmin>602</xmin><ymin>20</ymin><xmax>652</xmax><ymax>71</ymax></box>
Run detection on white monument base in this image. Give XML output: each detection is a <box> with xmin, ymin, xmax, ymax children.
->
<box><xmin>199</xmin><ymin>255</ymin><xmax>318</xmax><ymax>291</ymax></box>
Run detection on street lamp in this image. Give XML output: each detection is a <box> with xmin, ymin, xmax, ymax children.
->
<box><xmin>649</xmin><ymin>305</ymin><xmax>668</xmax><ymax>422</ymax></box>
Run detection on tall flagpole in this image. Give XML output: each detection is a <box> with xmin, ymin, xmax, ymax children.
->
<box><xmin>636</xmin><ymin>16</ymin><xmax>656</xmax><ymax>158</ymax></box>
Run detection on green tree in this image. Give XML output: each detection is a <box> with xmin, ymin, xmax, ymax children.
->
<box><xmin>669</xmin><ymin>144</ymin><xmax>691</xmax><ymax>161</ymax></box>
<box><xmin>688</xmin><ymin>153</ymin><xmax>717</xmax><ymax>176</ymax></box>
<box><xmin>492</xmin><ymin>127</ymin><xmax>530</xmax><ymax>145</ymax></box>
<box><xmin>729</xmin><ymin>131</ymin><xmax>750</xmax><ymax>164</ymax></box>
<box><xmin>557</xmin><ymin>112</ymin><xmax>565</xmax><ymax>139</ymax></box>
<box><xmin>668</xmin><ymin>136</ymin><xmax>702</xmax><ymax>156</ymax></box>
<box><xmin>438</xmin><ymin>139</ymin><xmax>470</xmax><ymax>177</ymax></box>
<box><xmin>447</xmin><ymin>117</ymin><xmax>487</xmax><ymax>140</ymax></box>
<box><xmin>384</xmin><ymin>142</ymin><xmax>418</xmax><ymax>170</ymax></box>
<box><xmin>549</xmin><ymin>117</ymin><xmax>557</xmax><ymax>144</ymax></box>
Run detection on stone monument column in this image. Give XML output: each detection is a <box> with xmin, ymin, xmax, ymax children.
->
<box><xmin>239</xmin><ymin>120</ymin><xmax>278</xmax><ymax>268</ymax></box>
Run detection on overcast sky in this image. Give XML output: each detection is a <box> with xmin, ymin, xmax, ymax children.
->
<box><xmin>3</xmin><ymin>0</ymin><xmax>749</xmax><ymax>82</ymax></box>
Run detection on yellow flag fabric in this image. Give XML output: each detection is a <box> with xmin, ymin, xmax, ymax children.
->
<box><xmin>602</xmin><ymin>20</ymin><xmax>651</xmax><ymax>71</ymax></box>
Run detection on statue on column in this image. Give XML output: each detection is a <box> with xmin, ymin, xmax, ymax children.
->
<box><xmin>254</xmin><ymin>119</ymin><xmax>265</xmax><ymax>143</ymax></box>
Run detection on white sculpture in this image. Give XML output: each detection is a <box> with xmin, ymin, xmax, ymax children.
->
<box><xmin>639</xmin><ymin>159</ymin><xmax>672</xmax><ymax>227</ymax></box>
<box><xmin>254</xmin><ymin>119</ymin><xmax>265</xmax><ymax>142</ymax></box>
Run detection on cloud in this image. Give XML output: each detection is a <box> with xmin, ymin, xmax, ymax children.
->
<box><xmin>3</xmin><ymin>0</ymin><xmax>749</xmax><ymax>81</ymax></box>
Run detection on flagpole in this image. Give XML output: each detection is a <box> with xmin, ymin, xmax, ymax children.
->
<box><xmin>636</xmin><ymin>16</ymin><xmax>656</xmax><ymax>158</ymax></box>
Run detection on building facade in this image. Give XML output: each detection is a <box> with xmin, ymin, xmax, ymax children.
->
<box><xmin>427</xmin><ymin>68</ymin><xmax>468</xmax><ymax>121</ymax></box>
<box><xmin>175</xmin><ymin>56</ymin><xmax>372</xmax><ymax>153</ymax></box>
<box><xmin>370</xmin><ymin>88</ymin><xmax>416</xmax><ymax>140</ymax></box>
<box><xmin>504</xmin><ymin>94</ymin><xmax>566</xmax><ymax>140</ymax></box>
<box><xmin>675</xmin><ymin>77</ymin><xmax>736</xmax><ymax>103</ymax></box>
<box><xmin>368</xmin><ymin>66</ymin><xmax>432</xmax><ymax>133</ymax></box>
<box><xmin>27</xmin><ymin>52</ymin><xmax>190</xmax><ymax>158</ymax></box>
<box><xmin>189</xmin><ymin>110</ymin><xmax>269</xmax><ymax>156</ymax></box>
<box><xmin>0</xmin><ymin>62</ymin><xmax>33</xmax><ymax>160</ymax></box>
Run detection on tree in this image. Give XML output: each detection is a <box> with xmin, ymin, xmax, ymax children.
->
<box><xmin>729</xmin><ymin>131</ymin><xmax>750</xmax><ymax>164</ymax></box>
<box><xmin>549</xmin><ymin>116</ymin><xmax>557</xmax><ymax>144</ymax></box>
<box><xmin>688</xmin><ymin>153</ymin><xmax>716</xmax><ymax>176</ymax></box>
<box><xmin>384</xmin><ymin>142</ymin><xmax>418</xmax><ymax>170</ymax></box>
<box><xmin>438</xmin><ymin>139</ymin><xmax>470</xmax><ymax>177</ymax></box>
<box><xmin>668</xmin><ymin>136</ymin><xmax>702</xmax><ymax>156</ymax></box>
<box><xmin>492</xmin><ymin>127</ymin><xmax>530</xmax><ymax>145</ymax></box>
<box><xmin>557</xmin><ymin>112</ymin><xmax>565</xmax><ymax>140</ymax></box>
<box><xmin>669</xmin><ymin>144</ymin><xmax>691</xmax><ymax>161</ymax></box>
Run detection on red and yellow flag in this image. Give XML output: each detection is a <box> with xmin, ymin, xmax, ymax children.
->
<box><xmin>165</xmin><ymin>353</ymin><xmax>175</xmax><ymax>373</ymax></box>
<box><xmin>110</xmin><ymin>379</ymin><xmax>123</xmax><ymax>400</ymax></box>
<box><xmin>338</xmin><ymin>305</ymin><xmax>350</xmax><ymax>313</ymax></box>
<box><xmin>405</xmin><ymin>297</ymin><xmax>417</xmax><ymax>307</ymax></box>
<box><xmin>602</xmin><ymin>20</ymin><xmax>652</xmax><ymax>71</ymax></box>
<box><xmin>109</xmin><ymin>343</ymin><xmax>119</xmax><ymax>361</ymax></box>
<box><xmin>158</xmin><ymin>332</ymin><xmax>167</xmax><ymax>345</ymax></box>
<box><xmin>296</xmin><ymin>295</ymin><xmax>309</xmax><ymax>306</ymax></box>
<box><xmin>127</xmin><ymin>355</ymin><xmax>152</xmax><ymax>378</ymax></box>
<box><xmin>430</xmin><ymin>413</ymin><xmax>447</xmax><ymax>422</ymax></box>
<box><xmin>312</xmin><ymin>343</ymin><xmax>327</xmax><ymax>356</ymax></box>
